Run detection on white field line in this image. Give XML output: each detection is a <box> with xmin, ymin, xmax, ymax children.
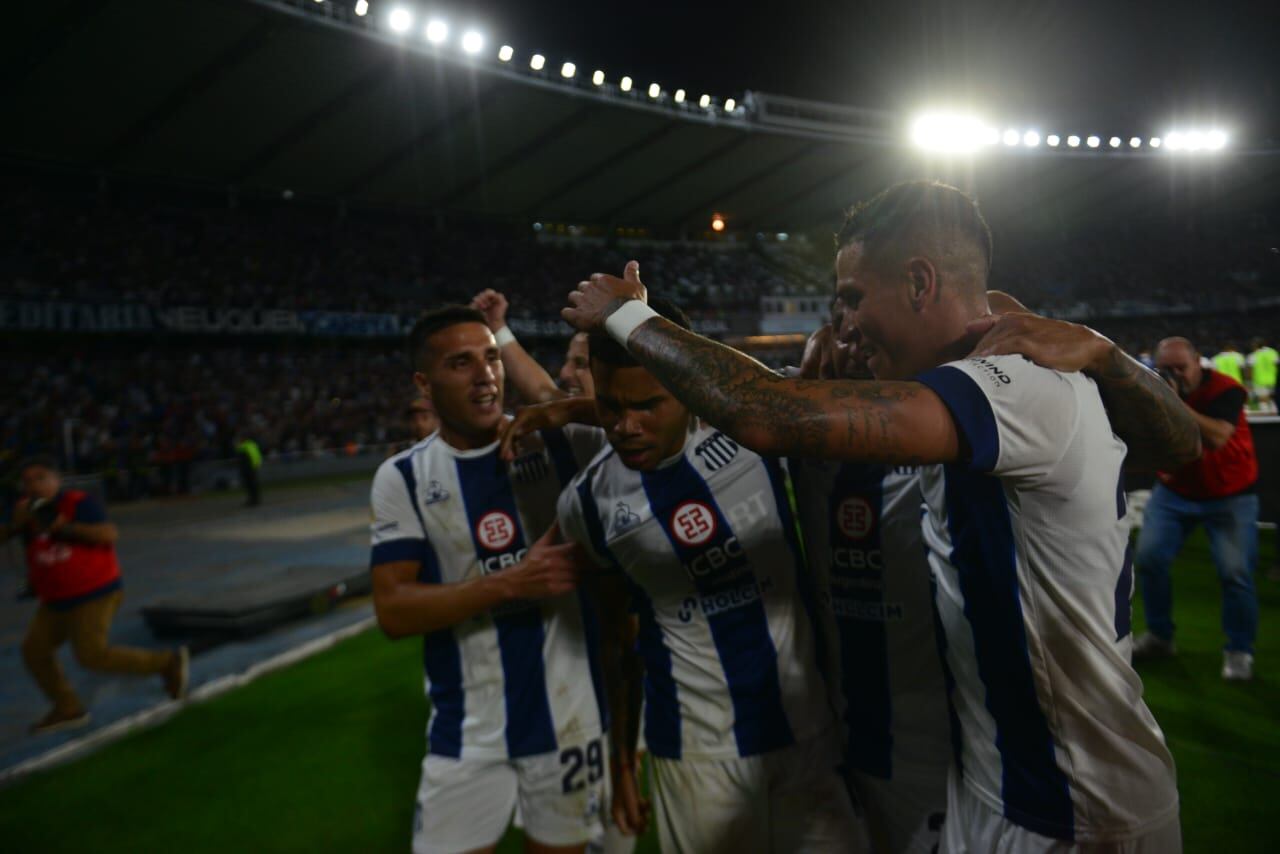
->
<box><xmin>0</xmin><ymin>615</ymin><xmax>376</xmax><ymax>788</ymax></box>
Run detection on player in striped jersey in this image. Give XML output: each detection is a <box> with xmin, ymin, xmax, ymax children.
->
<box><xmin>370</xmin><ymin>306</ymin><xmax>610</xmax><ymax>854</ymax></box>
<box><xmin>791</xmin><ymin>319</ymin><xmax>950</xmax><ymax>854</ymax></box>
<box><xmin>562</xmin><ymin>182</ymin><xmax>1203</xmax><ymax>852</ymax></box>
<box><xmin>554</xmin><ymin>298</ymin><xmax>865</xmax><ymax>854</ymax></box>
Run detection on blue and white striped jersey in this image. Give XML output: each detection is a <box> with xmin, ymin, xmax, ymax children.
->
<box><xmin>790</xmin><ymin>461</ymin><xmax>951</xmax><ymax>782</ymax></box>
<box><xmin>557</xmin><ymin>425</ymin><xmax>835</xmax><ymax>761</ymax></box>
<box><xmin>370</xmin><ymin>425</ymin><xmax>607</xmax><ymax>761</ymax></box>
<box><xmin>914</xmin><ymin>355</ymin><xmax>1178</xmax><ymax>843</ymax></box>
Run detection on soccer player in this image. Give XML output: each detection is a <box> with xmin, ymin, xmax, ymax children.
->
<box><xmin>472</xmin><ymin>288</ymin><xmax>595</xmax><ymax>401</ymax></box>
<box><xmin>1246</xmin><ymin>336</ymin><xmax>1277</xmax><ymax>414</ymax></box>
<box><xmin>563</xmin><ymin>182</ymin><xmax>1201</xmax><ymax>852</ymax></box>
<box><xmin>792</xmin><ymin>319</ymin><xmax>950</xmax><ymax>854</ymax></box>
<box><xmin>555</xmin><ymin>297</ymin><xmax>865</xmax><ymax>853</ymax></box>
<box><xmin>370</xmin><ymin>305</ymin><xmax>609</xmax><ymax>854</ymax></box>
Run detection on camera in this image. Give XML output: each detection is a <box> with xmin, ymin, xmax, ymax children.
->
<box><xmin>29</xmin><ymin>498</ymin><xmax>59</xmax><ymax>531</ymax></box>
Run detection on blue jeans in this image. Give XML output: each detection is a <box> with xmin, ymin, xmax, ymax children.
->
<box><xmin>1135</xmin><ymin>484</ymin><xmax>1259</xmax><ymax>653</ymax></box>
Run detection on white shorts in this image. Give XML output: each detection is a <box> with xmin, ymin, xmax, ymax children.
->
<box><xmin>940</xmin><ymin>772</ymin><xmax>1182</xmax><ymax>854</ymax></box>
<box><xmin>851</xmin><ymin>765</ymin><xmax>948</xmax><ymax>854</ymax></box>
<box><xmin>412</xmin><ymin>738</ymin><xmax>606</xmax><ymax>854</ymax></box>
<box><xmin>651</xmin><ymin>732</ymin><xmax>869</xmax><ymax>854</ymax></box>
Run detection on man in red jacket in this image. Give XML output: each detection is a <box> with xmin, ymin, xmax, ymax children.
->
<box><xmin>3</xmin><ymin>457</ymin><xmax>189</xmax><ymax>734</ymax></box>
<box><xmin>1134</xmin><ymin>338</ymin><xmax>1260</xmax><ymax>680</ymax></box>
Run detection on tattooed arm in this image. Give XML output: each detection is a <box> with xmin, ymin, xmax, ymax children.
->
<box><xmin>968</xmin><ymin>312</ymin><xmax>1202</xmax><ymax>470</ymax></box>
<box><xmin>562</xmin><ymin>263</ymin><xmax>961</xmax><ymax>463</ymax></box>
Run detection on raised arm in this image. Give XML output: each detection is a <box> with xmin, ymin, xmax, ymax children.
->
<box><xmin>967</xmin><ymin>312</ymin><xmax>1202</xmax><ymax>470</ymax></box>
<box><xmin>472</xmin><ymin>288</ymin><xmax>567</xmax><ymax>403</ymax></box>
<box><xmin>562</xmin><ymin>264</ymin><xmax>961</xmax><ymax>464</ymax></box>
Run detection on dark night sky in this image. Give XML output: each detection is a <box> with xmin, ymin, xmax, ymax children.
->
<box><xmin>453</xmin><ymin>0</ymin><xmax>1277</xmax><ymax>144</ymax></box>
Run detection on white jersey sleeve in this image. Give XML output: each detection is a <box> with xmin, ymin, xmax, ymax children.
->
<box><xmin>370</xmin><ymin>453</ymin><xmax>430</xmax><ymax>566</ymax></box>
<box><xmin>916</xmin><ymin>355</ymin><xmax>1090</xmax><ymax>480</ymax></box>
<box><xmin>556</xmin><ymin>456</ymin><xmax>615</xmax><ymax>570</ymax></box>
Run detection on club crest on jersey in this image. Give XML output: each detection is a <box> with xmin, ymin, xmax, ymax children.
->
<box><xmin>836</xmin><ymin>496</ymin><xmax>875</xmax><ymax>540</ymax></box>
<box><xmin>671</xmin><ymin>501</ymin><xmax>717</xmax><ymax>547</ymax></box>
<box><xmin>511</xmin><ymin>452</ymin><xmax>551</xmax><ymax>483</ymax></box>
<box><xmin>423</xmin><ymin>480</ymin><xmax>450</xmax><ymax>505</ymax></box>
<box><xmin>695</xmin><ymin>432</ymin><xmax>740</xmax><ymax>471</ymax></box>
<box><xmin>476</xmin><ymin>510</ymin><xmax>517</xmax><ymax>551</ymax></box>
<box><xmin>613</xmin><ymin>502</ymin><xmax>641</xmax><ymax>531</ymax></box>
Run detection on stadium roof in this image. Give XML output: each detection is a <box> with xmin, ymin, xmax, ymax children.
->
<box><xmin>6</xmin><ymin>0</ymin><xmax>1279</xmax><ymax>233</ymax></box>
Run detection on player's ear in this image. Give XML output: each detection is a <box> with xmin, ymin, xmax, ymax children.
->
<box><xmin>412</xmin><ymin>371</ymin><xmax>430</xmax><ymax>395</ymax></box>
<box><xmin>905</xmin><ymin>256</ymin><xmax>938</xmax><ymax>310</ymax></box>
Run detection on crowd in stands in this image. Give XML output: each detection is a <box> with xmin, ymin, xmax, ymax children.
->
<box><xmin>3</xmin><ymin>176</ymin><xmax>1279</xmax><ymax>496</ymax></box>
<box><xmin>0</xmin><ymin>346</ymin><xmax>411</xmax><ymax>499</ymax></box>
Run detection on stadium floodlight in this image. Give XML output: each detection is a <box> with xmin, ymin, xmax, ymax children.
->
<box><xmin>1086</xmin><ymin>135</ymin><xmax>1101</xmax><ymax>148</ymax></box>
<box><xmin>354</xmin><ymin>0</ymin><xmax>368</xmax><ymax>15</ymax></box>
<box><xmin>1185</xmin><ymin>131</ymin><xmax>1205</xmax><ymax>151</ymax></box>
<box><xmin>1047</xmin><ymin>134</ymin><xmax>1060</xmax><ymax>147</ymax></box>
<box><xmin>1002</xmin><ymin>128</ymin><xmax>1019</xmax><ymax>146</ymax></box>
<box><xmin>1149</xmin><ymin>136</ymin><xmax>1162</xmax><ymax>148</ymax></box>
<box><xmin>1165</xmin><ymin>132</ymin><xmax>1184</xmax><ymax>151</ymax></box>
<box><xmin>1067</xmin><ymin>135</ymin><xmax>1081</xmax><ymax>147</ymax></box>
<box><xmin>711</xmin><ymin>213</ymin><xmax>726</xmax><ymax>232</ymax></box>
<box><xmin>498</xmin><ymin>44</ymin><xmax>514</xmax><ymax>62</ymax></box>
<box><xmin>1108</xmin><ymin>136</ymin><xmax>1121</xmax><ymax>148</ymax></box>
<box><xmin>1129</xmin><ymin>136</ymin><xmax>1141</xmax><ymax>148</ymax></box>
<box><xmin>699</xmin><ymin>94</ymin><xmax>711</xmax><ymax>108</ymax></box>
<box><xmin>1207</xmin><ymin>129</ymin><xmax>1227</xmax><ymax>150</ymax></box>
<box><xmin>620</xmin><ymin>76</ymin><xmax>633</xmax><ymax>92</ymax></box>
<box><xmin>648</xmin><ymin>83</ymin><xmax>660</xmax><ymax>98</ymax></box>
<box><xmin>674</xmin><ymin>89</ymin><xmax>686</xmax><ymax>104</ymax></box>
<box><xmin>388</xmin><ymin>7</ymin><xmax>412</xmax><ymax>33</ymax></box>
<box><xmin>592</xmin><ymin>69</ymin><xmax>604</xmax><ymax>86</ymax></box>
<box><xmin>461</xmin><ymin>30</ymin><xmax>484</xmax><ymax>55</ymax></box>
<box><xmin>1023</xmin><ymin>130</ymin><xmax>1041</xmax><ymax>147</ymax></box>
<box><xmin>425</xmin><ymin>19</ymin><xmax>448</xmax><ymax>44</ymax></box>
<box><xmin>561</xmin><ymin>62</ymin><xmax>576</xmax><ymax>79</ymax></box>
<box><xmin>724</xmin><ymin>98</ymin><xmax>736</xmax><ymax>112</ymax></box>
<box><xmin>530</xmin><ymin>53</ymin><xmax>545</xmax><ymax>71</ymax></box>
<box><xmin>909</xmin><ymin>112</ymin><xmax>992</xmax><ymax>152</ymax></box>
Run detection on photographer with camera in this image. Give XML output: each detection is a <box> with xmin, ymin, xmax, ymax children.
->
<box><xmin>1135</xmin><ymin>338</ymin><xmax>1260</xmax><ymax>680</ymax></box>
<box><xmin>2</xmin><ymin>456</ymin><xmax>189</xmax><ymax>734</ymax></box>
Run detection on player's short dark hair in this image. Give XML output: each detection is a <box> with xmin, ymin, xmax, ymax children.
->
<box><xmin>589</xmin><ymin>297</ymin><xmax>692</xmax><ymax>369</ymax></box>
<box><xmin>836</xmin><ymin>181</ymin><xmax>993</xmax><ymax>280</ymax></box>
<box><xmin>16</xmin><ymin>454</ymin><xmax>59</xmax><ymax>476</ymax></box>
<box><xmin>407</xmin><ymin>305</ymin><xmax>489</xmax><ymax>371</ymax></box>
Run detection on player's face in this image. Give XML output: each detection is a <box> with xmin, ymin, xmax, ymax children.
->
<box><xmin>835</xmin><ymin>244</ymin><xmax>924</xmax><ymax>381</ymax></box>
<box><xmin>416</xmin><ymin>323</ymin><xmax>505</xmax><ymax>445</ymax></box>
<box><xmin>559</xmin><ymin>334</ymin><xmax>594</xmax><ymax>397</ymax></box>
<box><xmin>1155</xmin><ymin>345</ymin><xmax>1201</xmax><ymax>397</ymax></box>
<box><xmin>592</xmin><ymin>363</ymin><xmax>692</xmax><ymax>471</ymax></box>
<box><xmin>829</xmin><ymin>295</ymin><xmax>870</xmax><ymax>380</ymax></box>
<box><xmin>21</xmin><ymin>465</ymin><xmax>61</xmax><ymax>501</ymax></box>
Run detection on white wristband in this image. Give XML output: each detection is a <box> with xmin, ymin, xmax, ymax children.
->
<box><xmin>604</xmin><ymin>300</ymin><xmax>659</xmax><ymax>345</ymax></box>
<box><xmin>493</xmin><ymin>326</ymin><xmax>517</xmax><ymax>348</ymax></box>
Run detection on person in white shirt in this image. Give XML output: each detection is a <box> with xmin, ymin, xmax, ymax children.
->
<box><xmin>555</xmin><ymin>297</ymin><xmax>864</xmax><ymax>854</ymax></box>
<box><xmin>561</xmin><ymin>181</ymin><xmax>1202</xmax><ymax>852</ymax></box>
<box><xmin>370</xmin><ymin>305</ymin><xmax>608</xmax><ymax>854</ymax></box>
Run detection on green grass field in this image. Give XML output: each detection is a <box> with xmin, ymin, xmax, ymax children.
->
<box><xmin>1</xmin><ymin>530</ymin><xmax>1277</xmax><ymax>852</ymax></box>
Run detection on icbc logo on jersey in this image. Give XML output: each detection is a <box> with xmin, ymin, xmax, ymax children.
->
<box><xmin>837</xmin><ymin>497</ymin><xmax>875</xmax><ymax>540</ymax></box>
<box><xmin>476</xmin><ymin>511</ymin><xmax>517</xmax><ymax>551</ymax></box>
<box><xmin>671</xmin><ymin>501</ymin><xmax>717</xmax><ymax>547</ymax></box>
